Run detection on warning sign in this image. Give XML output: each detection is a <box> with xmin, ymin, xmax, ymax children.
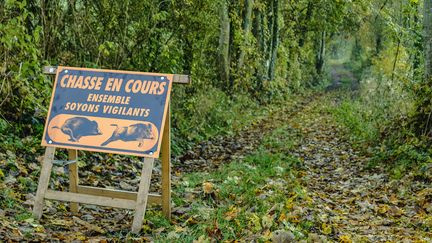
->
<box><xmin>41</xmin><ymin>66</ymin><xmax>173</xmax><ymax>158</ymax></box>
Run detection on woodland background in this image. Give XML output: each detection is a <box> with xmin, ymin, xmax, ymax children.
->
<box><xmin>1</xmin><ymin>0</ymin><xmax>431</xmax><ymax>173</ymax></box>
<box><xmin>1</xmin><ymin>0</ymin><xmax>432</xmax><ymax>241</ymax></box>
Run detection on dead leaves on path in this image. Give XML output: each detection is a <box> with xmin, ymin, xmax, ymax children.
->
<box><xmin>2</xmin><ymin>94</ymin><xmax>431</xmax><ymax>241</ymax></box>
<box><xmin>289</xmin><ymin>95</ymin><xmax>431</xmax><ymax>242</ymax></box>
<box><xmin>202</xmin><ymin>182</ymin><xmax>214</xmax><ymax>194</ymax></box>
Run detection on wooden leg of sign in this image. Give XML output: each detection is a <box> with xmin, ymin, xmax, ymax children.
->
<box><xmin>68</xmin><ymin>149</ymin><xmax>79</xmax><ymax>213</ymax></box>
<box><xmin>161</xmin><ymin>105</ymin><xmax>171</xmax><ymax>219</ymax></box>
<box><xmin>131</xmin><ymin>157</ymin><xmax>155</xmax><ymax>233</ymax></box>
<box><xmin>33</xmin><ymin>147</ymin><xmax>56</xmax><ymax>219</ymax></box>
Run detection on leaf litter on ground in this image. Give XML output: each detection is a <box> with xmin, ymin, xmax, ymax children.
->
<box><xmin>1</xmin><ymin>92</ymin><xmax>431</xmax><ymax>242</ymax></box>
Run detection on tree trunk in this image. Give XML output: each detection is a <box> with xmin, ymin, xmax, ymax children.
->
<box><xmin>316</xmin><ymin>31</ymin><xmax>326</xmax><ymax>76</ymax></box>
<box><xmin>412</xmin><ymin>5</ymin><xmax>421</xmax><ymax>71</ymax></box>
<box><xmin>238</xmin><ymin>0</ymin><xmax>254</xmax><ymax>69</ymax></box>
<box><xmin>373</xmin><ymin>0</ymin><xmax>389</xmax><ymax>56</ymax></box>
<box><xmin>253</xmin><ymin>9</ymin><xmax>265</xmax><ymax>55</ymax></box>
<box><xmin>218</xmin><ymin>0</ymin><xmax>231</xmax><ymax>87</ymax></box>
<box><xmin>421</xmin><ymin>0</ymin><xmax>432</xmax><ymax>135</ymax></box>
<box><xmin>425</xmin><ymin>0</ymin><xmax>432</xmax><ymax>80</ymax></box>
<box><xmin>298</xmin><ymin>2</ymin><xmax>313</xmax><ymax>48</ymax></box>
<box><xmin>268</xmin><ymin>0</ymin><xmax>279</xmax><ymax>81</ymax></box>
<box><xmin>375</xmin><ymin>31</ymin><xmax>382</xmax><ymax>56</ymax></box>
<box><xmin>253</xmin><ymin>8</ymin><xmax>266</xmax><ymax>89</ymax></box>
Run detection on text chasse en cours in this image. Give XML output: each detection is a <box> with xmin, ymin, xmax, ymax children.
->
<box><xmin>59</xmin><ymin>74</ymin><xmax>167</xmax><ymax>94</ymax></box>
<box><xmin>58</xmin><ymin>74</ymin><xmax>168</xmax><ymax>118</ymax></box>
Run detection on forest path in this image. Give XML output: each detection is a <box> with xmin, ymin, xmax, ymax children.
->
<box><xmin>284</xmin><ymin>93</ymin><xmax>430</xmax><ymax>242</ymax></box>
<box><xmin>326</xmin><ymin>60</ymin><xmax>358</xmax><ymax>91</ymax></box>
<box><xmin>2</xmin><ymin>92</ymin><xmax>430</xmax><ymax>242</ymax></box>
<box><xmin>171</xmin><ymin>91</ymin><xmax>430</xmax><ymax>241</ymax></box>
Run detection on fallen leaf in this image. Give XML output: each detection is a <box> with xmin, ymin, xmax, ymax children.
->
<box><xmin>262</xmin><ymin>215</ymin><xmax>273</xmax><ymax>228</ymax></box>
<box><xmin>206</xmin><ymin>220</ymin><xmax>222</xmax><ymax>241</ymax></box>
<box><xmin>174</xmin><ymin>225</ymin><xmax>186</xmax><ymax>233</ymax></box>
<box><xmin>271</xmin><ymin>230</ymin><xmax>295</xmax><ymax>243</ymax></box>
<box><xmin>339</xmin><ymin>235</ymin><xmax>352</xmax><ymax>243</ymax></box>
<box><xmin>166</xmin><ymin>231</ymin><xmax>179</xmax><ymax>240</ymax></box>
<box><xmin>119</xmin><ymin>181</ymin><xmax>135</xmax><ymax>191</ymax></box>
<box><xmin>73</xmin><ymin>216</ymin><xmax>105</xmax><ymax>234</ymax></box>
<box><xmin>202</xmin><ymin>182</ymin><xmax>214</xmax><ymax>194</ymax></box>
<box><xmin>50</xmin><ymin>219</ymin><xmax>73</xmax><ymax>227</ymax></box>
<box><xmin>193</xmin><ymin>235</ymin><xmax>209</xmax><ymax>243</ymax></box>
<box><xmin>248</xmin><ymin>213</ymin><xmax>262</xmax><ymax>232</ymax></box>
<box><xmin>224</xmin><ymin>206</ymin><xmax>239</xmax><ymax>221</ymax></box>
<box><xmin>378</xmin><ymin>204</ymin><xmax>390</xmax><ymax>214</ymax></box>
<box><xmin>321</xmin><ymin>223</ymin><xmax>332</xmax><ymax>235</ymax></box>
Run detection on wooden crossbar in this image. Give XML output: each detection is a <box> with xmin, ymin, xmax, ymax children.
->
<box><xmin>42</xmin><ymin>66</ymin><xmax>191</xmax><ymax>84</ymax></box>
<box><xmin>76</xmin><ymin>185</ymin><xmax>162</xmax><ymax>204</ymax></box>
<box><xmin>45</xmin><ymin>190</ymin><xmax>137</xmax><ymax>209</ymax></box>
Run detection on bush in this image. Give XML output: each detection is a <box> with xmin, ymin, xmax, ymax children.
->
<box><xmin>0</xmin><ymin>1</ymin><xmax>50</xmax><ymax>135</ymax></box>
<box><xmin>330</xmin><ymin>99</ymin><xmax>379</xmax><ymax>145</ymax></box>
<box><xmin>171</xmin><ymin>85</ymin><xmax>264</xmax><ymax>154</ymax></box>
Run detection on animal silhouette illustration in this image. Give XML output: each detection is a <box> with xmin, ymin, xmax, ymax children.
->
<box><xmin>101</xmin><ymin>123</ymin><xmax>154</xmax><ymax>147</ymax></box>
<box><xmin>52</xmin><ymin>117</ymin><xmax>102</xmax><ymax>142</ymax></box>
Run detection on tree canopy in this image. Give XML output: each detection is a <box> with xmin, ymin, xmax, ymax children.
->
<box><xmin>1</xmin><ymin>0</ymin><xmax>432</xmax><ymax>240</ymax></box>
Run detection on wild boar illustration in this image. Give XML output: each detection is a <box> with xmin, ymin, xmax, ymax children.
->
<box><xmin>101</xmin><ymin>123</ymin><xmax>154</xmax><ymax>147</ymax></box>
<box><xmin>52</xmin><ymin>117</ymin><xmax>102</xmax><ymax>142</ymax></box>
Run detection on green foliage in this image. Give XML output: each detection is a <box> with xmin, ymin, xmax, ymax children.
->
<box><xmin>330</xmin><ymin>86</ymin><xmax>429</xmax><ymax>179</ymax></box>
<box><xmin>331</xmin><ymin>100</ymin><xmax>378</xmax><ymax>144</ymax></box>
<box><xmin>325</xmin><ymin>0</ymin><xmax>432</xmax><ymax>178</ymax></box>
<box><xmin>0</xmin><ymin>0</ymin><xmax>430</xmax><ymax>189</ymax></box>
<box><xmin>171</xmin><ymin>86</ymin><xmax>266</xmax><ymax>153</ymax></box>
<box><xmin>151</xmin><ymin>130</ymin><xmax>305</xmax><ymax>241</ymax></box>
<box><xmin>0</xmin><ymin>1</ymin><xmax>49</xmax><ymax>127</ymax></box>
<box><xmin>329</xmin><ymin>84</ymin><xmax>430</xmax><ymax>177</ymax></box>
<box><xmin>0</xmin><ymin>0</ymin><xmax>375</xmax><ymax>157</ymax></box>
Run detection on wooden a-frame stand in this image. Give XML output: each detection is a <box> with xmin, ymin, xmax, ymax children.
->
<box><xmin>33</xmin><ymin>66</ymin><xmax>190</xmax><ymax>233</ymax></box>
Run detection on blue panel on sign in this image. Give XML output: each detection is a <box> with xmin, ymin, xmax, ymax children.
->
<box><xmin>41</xmin><ymin>66</ymin><xmax>173</xmax><ymax>158</ymax></box>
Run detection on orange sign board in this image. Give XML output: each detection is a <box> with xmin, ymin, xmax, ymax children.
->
<box><xmin>41</xmin><ymin>66</ymin><xmax>173</xmax><ymax>158</ymax></box>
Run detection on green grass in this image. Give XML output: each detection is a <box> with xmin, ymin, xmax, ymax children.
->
<box><xmin>330</xmin><ymin>99</ymin><xmax>378</xmax><ymax>145</ymax></box>
<box><xmin>149</xmin><ymin>153</ymin><xmax>302</xmax><ymax>241</ymax></box>
<box><xmin>328</xmin><ymin>90</ymin><xmax>432</xmax><ymax>180</ymax></box>
<box><xmin>171</xmin><ymin>86</ymin><xmax>270</xmax><ymax>155</ymax></box>
<box><xmin>136</xmin><ymin>120</ymin><xmax>310</xmax><ymax>242</ymax></box>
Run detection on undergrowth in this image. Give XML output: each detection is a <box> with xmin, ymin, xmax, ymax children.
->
<box><xmin>171</xmin><ymin>86</ymin><xmax>272</xmax><ymax>155</ymax></box>
<box><xmin>146</xmin><ymin>118</ymin><xmax>307</xmax><ymax>242</ymax></box>
<box><xmin>329</xmin><ymin>90</ymin><xmax>432</xmax><ymax>180</ymax></box>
